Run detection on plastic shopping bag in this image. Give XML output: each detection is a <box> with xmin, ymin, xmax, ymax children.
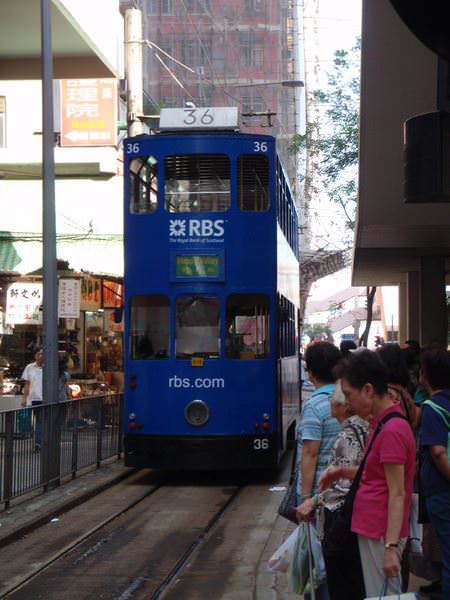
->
<box><xmin>364</xmin><ymin>576</ymin><xmax>419</xmax><ymax>599</ymax></box>
<box><xmin>287</xmin><ymin>522</ymin><xmax>326</xmax><ymax>595</ymax></box>
<box><xmin>288</xmin><ymin>523</ymin><xmax>309</xmax><ymax>593</ymax></box>
<box><xmin>267</xmin><ymin>527</ymin><xmax>298</xmax><ymax>573</ymax></box>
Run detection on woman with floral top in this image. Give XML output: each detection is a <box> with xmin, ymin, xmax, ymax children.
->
<box><xmin>297</xmin><ymin>381</ymin><xmax>370</xmax><ymax>599</ymax></box>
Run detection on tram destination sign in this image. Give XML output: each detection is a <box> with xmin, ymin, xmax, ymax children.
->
<box><xmin>159</xmin><ymin>107</ymin><xmax>238</xmax><ymax>131</ymax></box>
<box><xmin>175</xmin><ymin>255</ymin><xmax>220</xmax><ymax>278</ymax></box>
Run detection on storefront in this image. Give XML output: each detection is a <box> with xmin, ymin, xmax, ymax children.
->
<box><xmin>0</xmin><ymin>272</ymin><xmax>123</xmax><ymax>401</ymax></box>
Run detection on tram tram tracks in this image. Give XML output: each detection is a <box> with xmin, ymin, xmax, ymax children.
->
<box><xmin>1</xmin><ymin>474</ymin><xmax>246</xmax><ymax>600</ymax></box>
<box><xmin>0</xmin><ymin>470</ymin><xmax>161</xmax><ymax>598</ymax></box>
<box><xmin>133</xmin><ymin>486</ymin><xmax>243</xmax><ymax>600</ymax></box>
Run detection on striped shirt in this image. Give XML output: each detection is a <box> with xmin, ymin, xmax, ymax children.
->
<box><xmin>296</xmin><ymin>384</ymin><xmax>341</xmax><ymax>498</ymax></box>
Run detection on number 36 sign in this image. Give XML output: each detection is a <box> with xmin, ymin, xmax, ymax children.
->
<box><xmin>159</xmin><ymin>107</ymin><xmax>238</xmax><ymax>130</ymax></box>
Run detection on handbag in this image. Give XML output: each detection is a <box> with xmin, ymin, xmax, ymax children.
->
<box><xmin>278</xmin><ymin>443</ymin><xmax>298</xmax><ymax>524</ymax></box>
<box><xmin>322</xmin><ymin>412</ymin><xmax>408</xmax><ymax>557</ymax></box>
<box><xmin>364</xmin><ymin>576</ymin><xmax>419</xmax><ymax>599</ymax></box>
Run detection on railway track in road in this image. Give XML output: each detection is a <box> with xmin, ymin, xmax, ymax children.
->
<box><xmin>0</xmin><ymin>469</ymin><xmax>245</xmax><ymax>600</ymax></box>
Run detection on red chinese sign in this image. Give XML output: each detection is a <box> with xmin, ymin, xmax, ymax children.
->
<box><xmin>60</xmin><ymin>79</ymin><xmax>117</xmax><ymax>147</ymax></box>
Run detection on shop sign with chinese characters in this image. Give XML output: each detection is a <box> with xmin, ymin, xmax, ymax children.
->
<box><xmin>6</xmin><ymin>283</ymin><xmax>43</xmax><ymax>325</ymax></box>
<box><xmin>80</xmin><ymin>277</ymin><xmax>101</xmax><ymax>311</ymax></box>
<box><xmin>102</xmin><ymin>280</ymin><xmax>123</xmax><ymax>308</ymax></box>
<box><xmin>58</xmin><ymin>279</ymin><xmax>81</xmax><ymax>319</ymax></box>
<box><xmin>60</xmin><ymin>79</ymin><xmax>117</xmax><ymax>147</ymax></box>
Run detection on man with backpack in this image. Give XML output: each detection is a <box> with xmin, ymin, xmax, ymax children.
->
<box><xmin>420</xmin><ymin>347</ymin><xmax>450</xmax><ymax>600</ymax></box>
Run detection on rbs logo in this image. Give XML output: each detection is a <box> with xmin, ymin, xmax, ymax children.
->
<box><xmin>169</xmin><ymin>219</ymin><xmax>224</xmax><ymax>238</ymax></box>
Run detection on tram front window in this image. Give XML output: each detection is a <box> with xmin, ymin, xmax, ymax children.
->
<box><xmin>130</xmin><ymin>295</ymin><xmax>169</xmax><ymax>359</ymax></box>
<box><xmin>164</xmin><ymin>154</ymin><xmax>230</xmax><ymax>212</ymax></box>
<box><xmin>176</xmin><ymin>296</ymin><xmax>220</xmax><ymax>358</ymax></box>
<box><xmin>226</xmin><ymin>294</ymin><xmax>270</xmax><ymax>359</ymax></box>
<box><xmin>129</xmin><ymin>156</ymin><xmax>158</xmax><ymax>214</ymax></box>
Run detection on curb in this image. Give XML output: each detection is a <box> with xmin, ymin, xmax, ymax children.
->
<box><xmin>0</xmin><ymin>462</ymin><xmax>135</xmax><ymax>549</ymax></box>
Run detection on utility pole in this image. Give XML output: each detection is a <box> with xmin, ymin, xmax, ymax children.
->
<box><xmin>41</xmin><ymin>0</ymin><xmax>60</xmax><ymax>487</ymax></box>
<box><xmin>125</xmin><ymin>8</ymin><xmax>144</xmax><ymax>137</ymax></box>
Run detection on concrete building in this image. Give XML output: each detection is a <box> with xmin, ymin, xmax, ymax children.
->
<box><xmin>353</xmin><ymin>0</ymin><xmax>450</xmax><ymax>347</ymax></box>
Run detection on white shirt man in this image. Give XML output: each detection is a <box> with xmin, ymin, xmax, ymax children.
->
<box><xmin>21</xmin><ymin>349</ymin><xmax>43</xmax><ymax>407</ymax></box>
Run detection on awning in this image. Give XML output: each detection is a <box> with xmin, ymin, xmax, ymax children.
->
<box><xmin>0</xmin><ymin>236</ymin><xmax>123</xmax><ymax>277</ymax></box>
<box><xmin>0</xmin><ymin>233</ymin><xmax>21</xmax><ymax>271</ymax></box>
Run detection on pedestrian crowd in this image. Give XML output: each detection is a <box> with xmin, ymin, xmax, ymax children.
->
<box><xmin>277</xmin><ymin>340</ymin><xmax>449</xmax><ymax>600</ymax></box>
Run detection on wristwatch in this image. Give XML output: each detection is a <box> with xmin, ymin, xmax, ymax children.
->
<box><xmin>385</xmin><ymin>542</ymin><xmax>398</xmax><ymax>549</ymax></box>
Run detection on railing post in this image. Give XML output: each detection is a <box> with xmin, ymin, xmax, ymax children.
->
<box><xmin>118</xmin><ymin>393</ymin><xmax>124</xmax><ymax>458</ymax></box>
<box><xmin>3</xmin><ymin>412</ymin><xmax>14</xmax><ymax>509</ymax></box>
<box><xmin>41</xmin><ymin>404</ymin><xmax>49</xmax><ymax>491</ymax></box>
<box><xmin>96</xmin><ymin>396</ymin><xmax>103</xmax><ymax>468</ymax></box>
<box><xmin>71</xmin><ymin>400</ymin><xmax>79</xmax><ymax>478</ymax></box>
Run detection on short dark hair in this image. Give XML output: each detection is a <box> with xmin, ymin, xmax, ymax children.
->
<box><xmin>335</xmin><ymin>349</ymin><xmax>389</xmax><ymax>395</ymax></box>
<box><xmin>340</xmin><ymin>340</ymin><xmax>357</xmax><ymax>356</ymax></box>
<box><xmin>404</xmin><ymin>340</ymin><xmax>421</xmax><ymax>355</ymax></box>
<box><xmin>304</xmin><ymin>342</ymin><xmax>341</xmax><ymax>383</ymax></box>
<box><xmin>376</xmin><ymin>344</ymin><xmax>410</xmax><ymax>388</ymax></box>
<box><xmin>420</xmin><ymin>348</ymin><xmax>450</xmax><ymax>390</ymax></box>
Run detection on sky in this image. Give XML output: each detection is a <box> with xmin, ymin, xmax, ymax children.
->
<box><xmin>307</xmin><ymin>0</ymin><xmax>362</xmax><ymax>302</ymax></box>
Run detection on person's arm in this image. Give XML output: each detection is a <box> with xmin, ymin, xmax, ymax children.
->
<box><xmin>318</xmin><ymin>465</ymin><xmax>358</xmax><ymax>492</ymax></box>
<box><xmin>300</xmin><ymin>439</ymin><xmax>320</xmax><ymax>499</ymax></box>
<box><xmin>21</xmin><ymin>381</ymin><xmax>30</xmax><ymax>407</ymax></box>
<box><xmin>429</xmin><ymin>444</ymin><xmax>450</xmax><ymax>481</ymax></box>
<box><xmin>383</xmin><ymin>463</ymin><xmax>405</xmax><ymax>578</ymax></box>
<box><xmin>295</xmin><ymin>439</ymin><xmax>320</xmax><ymax>522</ymax></box>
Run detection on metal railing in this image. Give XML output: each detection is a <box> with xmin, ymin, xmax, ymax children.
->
<box><xmin>0</xmin><ymin>394</ymin><xmax>123</xmax><ymax>509</ymax></box>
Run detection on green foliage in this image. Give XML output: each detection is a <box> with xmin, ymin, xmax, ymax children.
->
<box><xmin>302</xmin><ymin>322</ymin><xmax>331</xmax><ymax>341</ymax></box>
<box><xmin>291</xmin><ymin>39</ymin><xmax>360</xmax><ymax>231</ymax></box>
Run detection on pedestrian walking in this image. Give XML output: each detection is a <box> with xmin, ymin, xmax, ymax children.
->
<box><xmin>319</xmin><ymin>349</ymin><xmax>416</xmax><ymax>597</ymax></box>
<box><xmin>21</xmin><ymin>347</ymin><xmax>43</xmax><ymax>451</ymax></box>
<box><xmin>295</xmin><ymin>341</ymin><xmax>342</xmax><ymax>600</ymax></box>
<box><xmin>419</xmin><ymin>347</ymin><xmax>450</xmax><ymax>600</ymax></box>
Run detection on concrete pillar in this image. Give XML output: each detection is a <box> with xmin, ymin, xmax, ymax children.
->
<box><xmin>398</xmin><ymin>282</ymin><xmax>407</xmax><ymax>344</ymax></box>
<box><xmin>419</xmin><ymin>256</ymin><xmax>447</xmax><ymax>347</ymax></box>
<box><xmin>406</xmin><ymin>271</ymin><xmax>420</xmax><ymax>342</ymax></box>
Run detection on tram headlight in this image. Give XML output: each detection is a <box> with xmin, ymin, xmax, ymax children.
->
<box><xmin>184</xmin><ymin>399</ymin><xmax>209</xmax><ymax>427</ymax></box>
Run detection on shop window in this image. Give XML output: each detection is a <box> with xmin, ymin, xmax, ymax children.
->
<box><xmin>238</xmin><ymin>154</ymin><xmax>269</xmax><ymax>211</ymax></box>
<box><xmin>129</xmin><ymin>156</ymin><xmax>158</xmax><ymax>214</ymax></box>
<box><xmin>226</xmin><ymin>294</ymin><xmax>270</xmax><ymax>359</ymax></box>
<box><xmin>130</xmin><ymin>295</ymin><xmax>169</xmax><ymax>359</ymax></box>
<box><xmin>165</xmin><ymin>154</ymin><xmax>230</xmax><ymax>212</ymax></box>
<box><xmin>176</xmin><ymin>295</ymin><xmax>220</xmax><ymax>358</ymax></box>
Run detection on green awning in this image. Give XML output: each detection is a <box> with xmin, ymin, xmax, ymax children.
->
<box><xmin>0</xmin><ymin>233</ymin><xmax>21</xmax><ymax>272</ymax></box>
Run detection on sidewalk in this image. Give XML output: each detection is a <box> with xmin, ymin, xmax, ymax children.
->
<box><xmin>0</xmin><ymin>457</ymin><xmax>129</xmax><ymax>548</ymax></box>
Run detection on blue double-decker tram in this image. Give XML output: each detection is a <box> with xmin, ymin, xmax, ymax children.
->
<box><xmin>123</xmin><ymin>107</ymin><xmax>300</xmax><ymax>470</ymax></box>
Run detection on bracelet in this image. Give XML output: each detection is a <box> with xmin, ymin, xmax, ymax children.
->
<box><xmin>300</xmin><ymin>494</ymin><xmax>312</xmax><ymax>501</ymax></box>
<box><xmin>384</xmin><ymin>542</ymin><xmax>398</xmax><ymax>549</ymax></box>
<box><xmin>313</xmin><ymin>494</ymin><xmax>319</xmax><ymax>509</ymax></box>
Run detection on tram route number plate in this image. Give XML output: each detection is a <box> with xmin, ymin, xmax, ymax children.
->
<box><xmin>159</xmin><ymin>107</ymin><xmax>239</xmax><ymax>130</ymax></box>
<box><xmin>253</xmin><ymin>438</ymin><xmax>270</xmax><ymax>451</ymax></box>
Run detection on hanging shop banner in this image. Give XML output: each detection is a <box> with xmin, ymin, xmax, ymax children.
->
<box><xmin>60</xmin><ymin>79</ymin><xmax>117</xmax><ymax>147</ymax></box>
<box><xmin>80</xmin><ymin>277</ymin><xmax>101</xmax><ymax>311</ymax></box>
<box><xmin>6</xmin><ymin>282</ymin><xmax>43</xmax><ymax>325</ymax></box>
<box><xmin>58</xmin><ymin>279</ymin><xmax>81</xmax><ymax>319</ymax></box>
<box><xmin>102</xmin><ymin>280</ymin><xmax>123</xmax><ymax>308</ymax></box>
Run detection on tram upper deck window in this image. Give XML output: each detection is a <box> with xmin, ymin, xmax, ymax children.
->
<box><xmin>164</xmin><ymin>154</ymin><xmax>230</xmax><ymax>212</ymax></box>
<box><xmin>226</xmin><ymin>294</ymin><xmax>270</xmax><ymax>359</ymax></box>
<box><xmin>129</xmin><ymin>156</ymin><xmax>158</xmax><ymax>214</ymax></box>
<box><xmin>176</xmin><ymin>296</ymin><xmax>220</xmax><ymax>358</ymax></box>
<box><xmin>130</xmin><ymin>295</ymin><xmax>169</xmax><ymax>359</ymax></box>
<box><xmin>238</xmin><ymin>155</ymin><xmax>269</xmax><ymax>211</ymax></box>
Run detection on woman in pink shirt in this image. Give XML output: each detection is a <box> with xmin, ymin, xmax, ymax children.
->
<box><xmin>319</xmin><ymin>350</ymin><xmax>416</xmax><ymax>597</ymax></box>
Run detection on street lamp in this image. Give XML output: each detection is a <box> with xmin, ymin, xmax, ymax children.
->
<box><xmin>230</xmin><ymin>80</ymin><xmax>304</xmax><ymax>88</ymax></box>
